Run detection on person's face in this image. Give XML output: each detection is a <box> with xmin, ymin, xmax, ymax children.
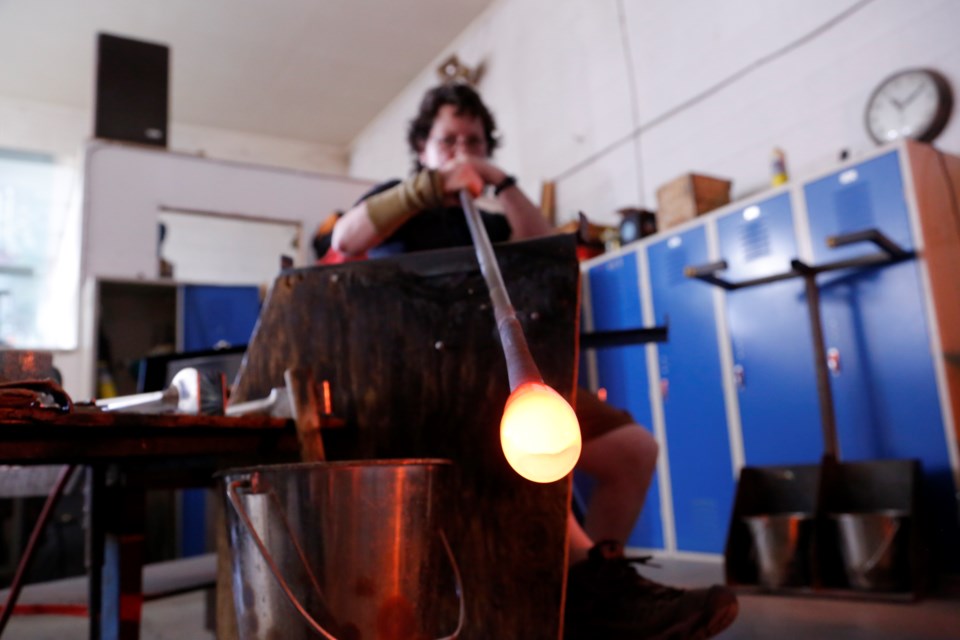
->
<box><xmin>418</xmin><ymin>104</ymin><xmax>489</xmax><ymax>170</ymax></box>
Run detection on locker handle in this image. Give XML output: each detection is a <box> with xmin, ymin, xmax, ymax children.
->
<box><xmin>733</xmin><ymin>364</ymin><xmax>745</xmax><ymax>390</ymax></box>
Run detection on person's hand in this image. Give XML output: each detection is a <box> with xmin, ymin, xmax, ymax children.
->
<box><xmin>437</xmin><ymin>154</ymin><xmax>507</xmax><ymax>201</ymax></box>
<box><xmin>437</xmin><ymin>156</ymin><xmax>484</xmax><ymax>200</ymax></box>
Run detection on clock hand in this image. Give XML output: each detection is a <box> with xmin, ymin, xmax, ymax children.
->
<box><xmin>901</xmin><ymin>81</ymin><xmax>926</xmax><ymax>107</ymax></box>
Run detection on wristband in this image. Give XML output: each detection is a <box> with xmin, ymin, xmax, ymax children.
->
<box><xmin>494</xmin><ymin>175</ymin><xmax>517</xmax><ymax>196</ymax></box>
<box><xmin>365</xmin><ymin>170</ymin><xmax>444</xmax><ymax>232</ymax></box>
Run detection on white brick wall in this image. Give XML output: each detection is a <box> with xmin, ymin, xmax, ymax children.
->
<box><xmin>349</xmin><ymin>0</ymin><xmax>960</xmax><ymax>229</ymax></box>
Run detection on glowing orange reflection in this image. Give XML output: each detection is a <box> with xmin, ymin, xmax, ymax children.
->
<box><xmin>500</xmin><ymin>382</ymin><xmax>582</xmax><ymax>483</ymax></box>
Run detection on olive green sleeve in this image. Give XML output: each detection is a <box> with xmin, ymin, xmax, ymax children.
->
<box><xmin>365</xmin><ymin>170</ymin><xmax>445</xmax><ymax>232</ymax></box>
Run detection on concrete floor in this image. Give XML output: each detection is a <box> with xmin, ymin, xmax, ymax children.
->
<box><xmin>654</xmin><ymin>556</ymin><xmax>960</xmax><ymax>640</ymax></box>
<box><xmin>3</xmin><ymin>556</ymin><xmax>959</xmax><ymax>639</ymax></box>
<box><xmin>2</xmin><ymin>591</ymin><xmax>215</xmax><ymax>639</ymax></box>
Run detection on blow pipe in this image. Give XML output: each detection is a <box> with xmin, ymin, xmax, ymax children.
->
<box><xmin>459</xmin><ymin>190</ymin><xmax>581</xmax><ymax>483</ymax></box>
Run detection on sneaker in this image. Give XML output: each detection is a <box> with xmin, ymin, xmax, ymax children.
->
<box><xmin>565</xmin><ymin>540</ymin><xmax>739</xmax><ymax>640</ymax></box>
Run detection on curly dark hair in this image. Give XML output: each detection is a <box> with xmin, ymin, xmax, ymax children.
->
<box><xmin>407</xmin><ymin>83</ymin><xmax>500</xmax><ymax>171</ymax></box>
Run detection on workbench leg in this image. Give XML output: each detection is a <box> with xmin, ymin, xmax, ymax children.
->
<box><xmin>87</xmin><ymin>467</ymin><xmax>146</xmax><ymax>640</ymax></box>
<box><xmin>86</xmin><ymin>466</ymin><xmax>104</xmax><ymax>640</ymax></box>
<box><xmin>104</xmin><ymin>481</ymin><xmax>146</xmax><ymax>639</ymax></box>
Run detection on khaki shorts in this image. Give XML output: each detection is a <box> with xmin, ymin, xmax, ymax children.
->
<box><xmin>574</xmin><ymin>388</ymin><xmax>635</xmax><ymax>442</ymax></box>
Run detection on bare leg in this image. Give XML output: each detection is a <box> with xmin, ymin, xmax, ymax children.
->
<box><xmin>568</xmin><ymin>512</ymin><xmax>594</xmax><ymax>564</ymax></box>
<box><xmin>572</xmin><ymin>424</ymin><xmax>658</xmax><ymax>553</ymax></box>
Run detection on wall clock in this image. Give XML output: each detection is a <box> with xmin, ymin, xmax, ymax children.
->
<box><xmin>865</xmin><ymin>68</ymin><xmax>953</xmax><ymax>145</ymax></box>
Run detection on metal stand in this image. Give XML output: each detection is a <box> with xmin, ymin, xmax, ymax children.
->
<box><xmin>687</xmin><ymin>228</ymin><xmax>926</xmax><ymax>599</ymax></box>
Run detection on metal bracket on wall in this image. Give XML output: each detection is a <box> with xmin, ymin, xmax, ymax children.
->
<box><xmin>580</xmin><ymin>322</ymin><xmax>669</xmax><ymax>350</ymax></box>
<box><xmin>683</xmin><ymin>228</ymin><xmax>914</xmax><ymax>291</ymax></box>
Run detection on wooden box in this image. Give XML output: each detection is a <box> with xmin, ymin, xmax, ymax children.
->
<box><xmin>656</xmin><ymin>173</ymin><xmax>732</xmax><ymax>230</ymax></box>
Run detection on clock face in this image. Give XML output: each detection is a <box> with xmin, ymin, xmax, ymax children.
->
<box><xmin>865</xmin><ymin>69</ymin><xmax>953</xmax><ymax>144</ymax></box>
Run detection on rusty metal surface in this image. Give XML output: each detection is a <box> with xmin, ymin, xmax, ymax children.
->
<box><xmin>234</xmin><ymin>234</ymin><xmax>580</xmax><ymax>427</ymax></box>
<box><xmin>0</xmin><ymin>350</ymin><xmax>55</xmax><ymax>383</ymax></box>
<box><xmin>232</xmin><ymin>234</ymin><xmax>580</xmax><ymax>639</ymax></box>
<box><xmin>0</xmin><ymin>407</ymin><xmax>301</xmax><ymax>467</ymax></box>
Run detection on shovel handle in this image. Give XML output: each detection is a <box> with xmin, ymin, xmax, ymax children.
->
<box><xmin>227</xmin><ymin>478</ymin><xmax>465</xmax><ymax>639</ymax></box>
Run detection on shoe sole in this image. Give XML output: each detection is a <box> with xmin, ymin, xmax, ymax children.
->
<box><xmin>570</xmin><ymin>598</ymin><xmax>740</xmax><ymax>640</ymax></box>
<box><xmin>700</xmin><ymin>598</ymin><xmax>739</xmax><ymax>639</ymax></box>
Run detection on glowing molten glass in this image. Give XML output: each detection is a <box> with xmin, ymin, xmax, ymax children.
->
<box><xmin>500</xmin><ymin>382</ymin><xmax>582</xmax><ymax>483</ymax></box>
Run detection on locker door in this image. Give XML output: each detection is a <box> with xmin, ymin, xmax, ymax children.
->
<box><xmin>583</xmin><ymin>251</ymin><xmax>663</xmax><ymax>549</ymax></box>
<box><xmin>716</xmin><ymin>194</ymin><xmax>823</xmax><ymax>465</ymax></box>
<box><xmin>181</xmin><ymin>284</ymin><xmax>261</xmax><ymax>351</ymax></box>
<box><xmin>804</xmin><ymin>150</ymin><xmax>958</xmax><ymax>566</ymax></box>
<box><xmin>648</xmin><ymin>227</ymin><xmax>734</xmax><ymax>553</ymax></box>
<box><xmin>179</xmin><ymin>283</ymin><xmax>261</xmax><ymax>556</ymax></box>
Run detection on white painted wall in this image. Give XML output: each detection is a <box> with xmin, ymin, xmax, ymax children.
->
<box><xmin>349</xmin><ymin>0</ymin><xmax>960</xmax><ymax>229</ymax></box>
<box><xmin>61</xmin><ymin>142</ymin><xmax>374</xmax><ymax>400</ymax></box>
<box><xmin>81</xmin><ymin>142</ymin><xmax>371</xmax><ymax>282</ymax></box>
<box><xmin>0</xmin><ymin>95</ymin><xmax>349</xmax><ymax>174</ymax></box>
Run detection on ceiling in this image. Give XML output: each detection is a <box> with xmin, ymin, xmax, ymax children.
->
<box><xmin>0</xmin><ymin>0</ymin><xmax>494</xmax><ymax>146</ymax></box>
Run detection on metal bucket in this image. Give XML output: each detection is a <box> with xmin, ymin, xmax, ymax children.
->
<box><xmin>223</xmin><ymin>459</ymin><xmax>464</xmax><ymax>640</ymax></box>
<box><xmin>742</xmin><ymin>512</ymin><xmax>814</xmax><ymax>588</ymax></box>
<box><xmin>831</xmin><ymin>510</ymin><xmax>909</xmax><ymax>591</ymax></box>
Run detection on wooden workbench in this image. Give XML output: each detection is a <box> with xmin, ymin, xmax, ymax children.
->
<box><xmin>0</xmin><ymin>407</ymin><xmax>301</xmax><ymax>639</ymax></box>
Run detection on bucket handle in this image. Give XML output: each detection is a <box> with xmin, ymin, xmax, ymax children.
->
<box><xmin>228</xmin><ymin>478</ymin><xmax>466</xmax><ymax>640</ymax></box>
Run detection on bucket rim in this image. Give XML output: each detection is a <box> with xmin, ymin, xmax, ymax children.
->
<box><xmin>827</xmin><ymin>509</ymin><xmax>909</xmax><ymax>520</ymax></box>
<box><xmin>741</xmin><ymin>511</ymin><xmax>814</xmax><ymax>522</ymax></box>
<box><xmin>216</xmin><ymin>457</ymin><xmax>455</xmax><ymax>479</ymax></box>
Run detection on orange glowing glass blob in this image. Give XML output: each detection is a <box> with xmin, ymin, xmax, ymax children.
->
<box><xmin>500</xmin><ymin>382</ymin><xmax>582</xmax><ymax>483</ymax></box>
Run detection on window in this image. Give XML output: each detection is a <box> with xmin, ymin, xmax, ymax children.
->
<box><xmin>0</xmin><ymin>149</ymin><xmax>81</xmax><ymax>349</ymax></box>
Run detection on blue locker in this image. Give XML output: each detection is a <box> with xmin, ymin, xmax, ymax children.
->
<box><xmin>182</xmin><ymin>284</ymin><xmax>261</xmax><ymax>351</ymax></box>
<box><xmin>716</xmin><ymin>194</ymin><xmax>823</xmax><ymax>465</ymax></box>
<box><xmin>583</xmin><ymin>251</ymin><xmax>663</xmax><ymax>549</ymax></box>
<box><xmin>804</xmin><ymin>150</ymin><xmax>958</xmax><ymax>566</ymax></box>
<box><xmin>648</xmin><ymin>227</ymin><xmax>734</xmax><ymax>553</ymax></box>
<box><xmin>180</xmin><ymin>284</ymin><xmax>261</xmax><ymax>556</ymax></box>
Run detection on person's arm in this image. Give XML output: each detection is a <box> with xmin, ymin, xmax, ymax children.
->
<box><xmin>329</xmin><ymin>199</ymin><xmax>383</xmax><ymax>256</ymax></box>
<box><xmin>465</xmin><ymin>158</ymin><xmax>553</xmax><ymax>240</ymax></box>
<box><xmin>495</xmin><ymin>178</ymin><xmax>553</xmax><ymax>240</ymax></box>
<box><xmin>331</xmin><ymin>173</ymin><xmax>442</xmax><ymax>256</ymax></box>
<box><xmin>332</xmin><ymin>164</ymin><xmax>487</xmax><ymax>256</ymax></box>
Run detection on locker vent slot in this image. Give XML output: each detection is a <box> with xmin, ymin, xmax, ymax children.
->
<box><xmin>833</xmin><ymin>182</ymin><xmax>873</xmax><ymax>233</ymax></box>
<box><xmin>740</xmin><ymin>219</ymin><xmax>770</xmax><ymax>261</ymax></box>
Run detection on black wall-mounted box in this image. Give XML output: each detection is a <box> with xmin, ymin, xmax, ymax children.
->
<box><xmin>94</xmin><ymin>33</ymin><xmax>169</xmax><ymax>147</ymax></box>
